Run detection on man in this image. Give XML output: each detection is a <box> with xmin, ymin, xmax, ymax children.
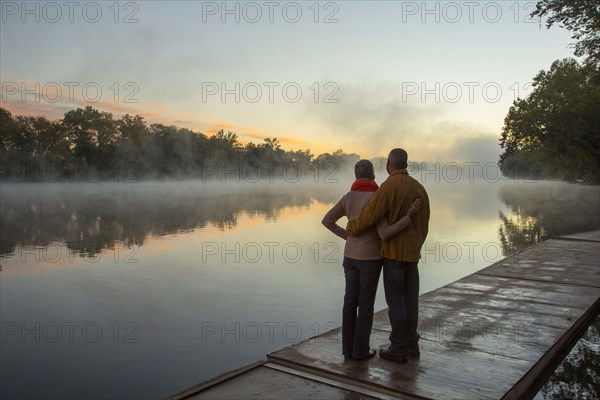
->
<box><xmin>322</xmin><ymin>159</ymin><xmax>422</xmax><ymax>361</ymax></box>
<box><xmin>347</xmin><ymin>148</ymin><xmax>430</xmax><ymax>364</ymax></box>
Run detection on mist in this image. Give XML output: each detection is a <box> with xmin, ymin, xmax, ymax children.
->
<box><xmin>302</xmin><ymin>80</ymin><xmax>503</xmax><ymax>163</ymax></box>
<box><xmin>2</xmin><ymin>177</ymin><xmax>598</xmax><ymax>260</ymax></box>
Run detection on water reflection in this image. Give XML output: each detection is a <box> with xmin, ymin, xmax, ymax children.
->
<box><xmin>497</xmin><ymin>182</ymin><xmax>600</xmax><ymax>255</ymax></box>
<box><xmin>3</xmin><ymin>180</ymin><xmax>598</xmax><ymax>259</ymax></box>
<box><xmin>540</xmin><ymin>314</ymin><xmax>600</xmax><ymax>399</ymax></box>
<box><xmin>0</xmin><ymin>181</ymin><xmax>343</xmax><ymax>257</ymax></box>
<box><xmin>1</xmin><ymin>179</ymin><xmax>598</xmax><ymax>399</ymax></box>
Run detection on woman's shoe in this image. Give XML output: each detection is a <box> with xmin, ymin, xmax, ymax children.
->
<box><xmin>353</xmin><ymin>349</ymin><xmax>376</xmax><ymax>361</ymax></box>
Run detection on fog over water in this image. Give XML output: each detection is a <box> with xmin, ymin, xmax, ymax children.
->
<box><xmin>0</xmin><ymin>177</ymin><xmax>598</xmax><ymax>399</ymax></box>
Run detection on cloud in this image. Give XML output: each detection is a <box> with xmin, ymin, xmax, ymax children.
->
<box><xmin>1</xmin><ymin>80</ymin><xmax>143</xmax><ymax>119</ymax></box>
<box><xmin>302</xmin><ymin>80</ymin><xmax>502</xmax><ymax>162</ymax></box>
<box><xmin>176</xmin><ymin>114</ymin><xmax>331</xmax><ymax>152</ymax></box>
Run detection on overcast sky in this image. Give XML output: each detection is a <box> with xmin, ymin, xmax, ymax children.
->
<box><xmin>1</xmin><ymin>1</ymin><xmax>575</xmax><ymax>162</ymax></box>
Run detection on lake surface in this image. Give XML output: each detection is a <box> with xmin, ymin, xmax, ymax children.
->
<box><xmin>1</xmin><ymin>177</ymin><xmax>599</xmax><ymax>399</ymax></box>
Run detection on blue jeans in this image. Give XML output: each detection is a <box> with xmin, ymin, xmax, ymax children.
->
<box><xmin>342</xmin><ymin>257</ymin><xmax>382</xmax><ymax>359</ymax></box>
<box><xmin>383</xmin><ymin>259</ymin><xmax>420</xmax><ymax>354</ymax></box>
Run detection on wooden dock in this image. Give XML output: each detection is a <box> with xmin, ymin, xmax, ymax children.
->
<box><xmin>167</xmin><ymin>231</ymin><xmax>600</xmax><ymax>400</ymax></box>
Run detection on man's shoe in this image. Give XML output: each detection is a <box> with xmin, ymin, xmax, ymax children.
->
<box><xmin>407</xmin><ymin>349</ymin><xmax>420</xmax><ymax>359</ymax></box>
<box><xmin>354</xmin><ymin>349</ymin><xmax>376</xmax><ymax>361</ymax></box>
<box><xmin>407</xmin><ymin>342</ymin><xmax>420</xmax><ymax>359</ymax></box>
<box><xmin>379</xmin><ymin>346</ymin><xmax>407</xmax><ymax>364</ymax></box>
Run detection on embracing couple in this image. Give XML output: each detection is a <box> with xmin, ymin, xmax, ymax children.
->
<box><xmin>322</xmin><ymin>148</ymin><xmax>430</xmax><ymax>363</ymax></box>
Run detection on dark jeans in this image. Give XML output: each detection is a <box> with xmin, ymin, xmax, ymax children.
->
<box><xmin>382</xmin><ymin>259</ymin><xmax>419</xmax><ymax>354</ymax></box>
<box><xmin>342</xmin><ymin>257</ymin><xmax>382</xmax><ymax>359</ymax></box>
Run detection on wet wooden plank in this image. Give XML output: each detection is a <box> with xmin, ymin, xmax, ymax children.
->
<box><xmin>478</xmin><ymin>239</ymin><xmax>600</xmax><ymax>287</ymax></box>
<box><xmin>179</xmin><ymin>363</ymin><xmax>385</xmax><ymax>400</ymax></box>
<box><xmin>166</xmin><ymin>360</ymin><xmax>266</xmax><ymax>400</ymax></box>
<box><xmin>558</xmin><ymin>230</ymin><xmax>600</xmax><ymax>242</ymax></box>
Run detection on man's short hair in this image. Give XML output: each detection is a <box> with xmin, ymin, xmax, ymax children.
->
<box><xmin>388</xmin><ymin>148</ymin><xmax>408</xmax><ymax>169</ymax></box>
<box><xmin>355</xmin><ymin>159</ymin><xmax>375</xmax><ymax>179</ymax></box>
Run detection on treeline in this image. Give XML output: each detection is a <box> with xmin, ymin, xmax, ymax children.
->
<box><xmin>499</xmin><ymin>0</ymin><xmax>600</xmax><ymax>184</ymax></box>
<box><xmin>0</xmin><ymin>106</ymin><xmax>361</xmax><ymax>182</ymax></box>
<box><xmin>499</xmin><ymin>59</ymin><xmax>600</xmax><ymax>183</ymax></box>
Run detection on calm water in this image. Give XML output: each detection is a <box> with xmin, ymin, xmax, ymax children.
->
<box><xmin>1</xmin><ymin>177</ymin><xmax>599</xmax><ymax>399</ymax></box>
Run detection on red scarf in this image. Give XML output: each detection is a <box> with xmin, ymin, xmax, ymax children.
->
<box><xmin>351</xmin><ymin>179</ymin><xmax>379</xmax><ymax>192</ymax></box>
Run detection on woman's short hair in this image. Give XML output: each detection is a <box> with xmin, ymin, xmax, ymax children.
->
<box><xmin>355</xmin><ymin>159</ymin><xmax>374</xmax><ymax>179</ymax></box>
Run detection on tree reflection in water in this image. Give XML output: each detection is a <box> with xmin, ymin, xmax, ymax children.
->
<box><xmin>541</xmin><ymin>314</ymin><xmax>600</xmax><ymax>400</ymax></box>
<box><xmin>0</xmin><ymin>181</ymin><xmax>343</xmax><ymax>258</ymax></box>
<box><xmin>497</xmin><ymin>182</ymin><xmax>600</xmax><ymax>256</ymax></box>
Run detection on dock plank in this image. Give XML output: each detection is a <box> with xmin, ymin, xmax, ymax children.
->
<box><xmin>558</xmin><ymin>231</ymin><xmax>600</xmax><ymax>242</ymax></box>
<box><xmin>478</xmin><ymin>239</ymin><xmax>600</xmax><ymax>287</ymax></box>
<box><xmin>185</xmin><ymin>363</ymin><xmax>382</xmax><ymax>400</ymax></box>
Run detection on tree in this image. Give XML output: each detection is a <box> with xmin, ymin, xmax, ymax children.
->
<box><xmin>209</xmin><ymin>130</ymin><xmax>242</xmax><ymax>165</ymax></box>
<box><xmin>531</xmin><ymin>0</ymin><xmax>600</xmax><ymax>65</ymax></box>
<box><xmin>499</xmin><ymin>58</ymin><xmax>600</xmax><ymax>182</ymax></box>
<box><xmin>62</xmin><ymin>106</ymin><xmax>118</xmax><ymax>173</ymax></box>
<box><xmin>313</xmin><ymin>149</ymin><xmax>360</xmax><ymax>178</ymax></box>
<box><xmin>0</xmin><ymin>108</ymin><xmax>15</xmax><ymax>153</ymax></box>
<box><xmin>1</xmin><ymin>108</ymin><xmax>72</xmax><ymax>180</ymax></box>
<box><xmin>118</xmin><ymin>114</ymin><xmax>147</xmax><ymax>152</ymax></box>
<box><xmin>115</xmin><ymin>114</ymin><xmax>149</xmax><ymax>177</ymax></box>
<box><xmin>287</xmin><ymin>149</ymin><xmax>313</xmax><ymax>172</ymax></box>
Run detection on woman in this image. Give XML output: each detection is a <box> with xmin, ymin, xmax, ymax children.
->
<box><xmin>322</xmin><ymin>159</ymin><xmax>422</xmax><ymax>361</ymax></box>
